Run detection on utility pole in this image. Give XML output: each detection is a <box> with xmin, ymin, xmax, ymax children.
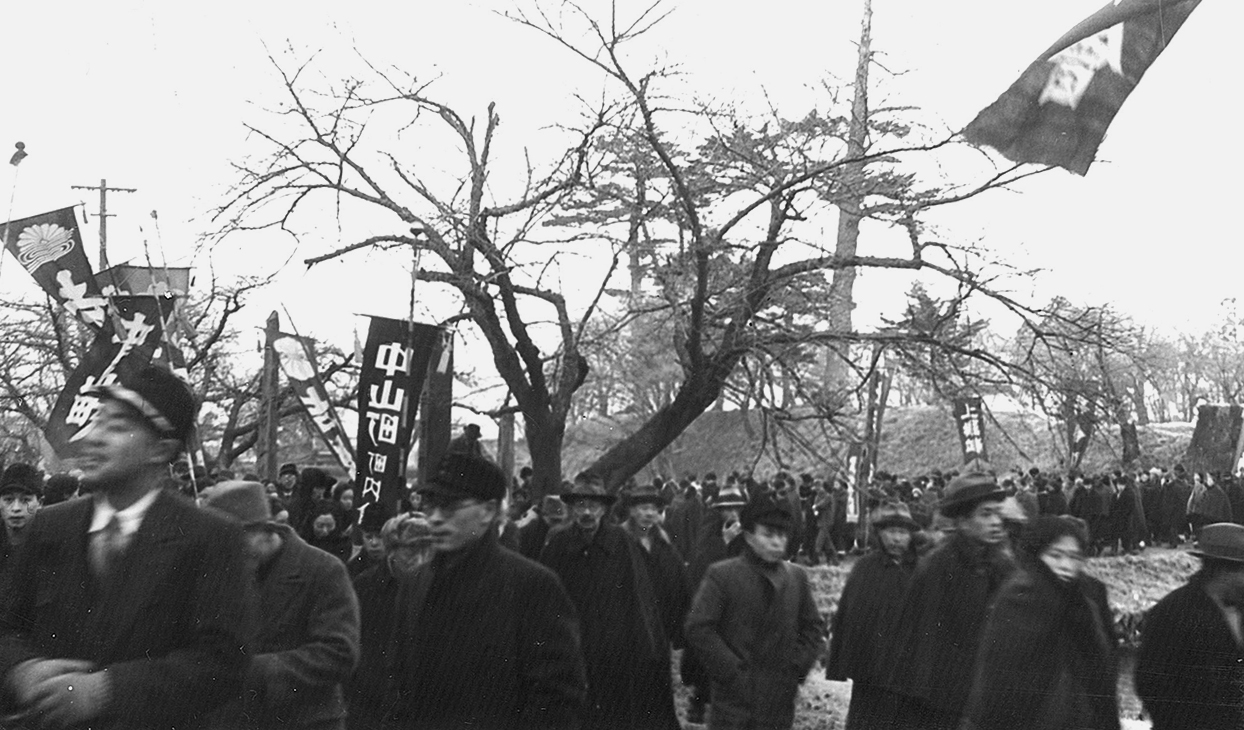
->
<box><xmin>71</xmin><ymin>178</ymin><xmax>137</xmax><ymax>270</ymax></box>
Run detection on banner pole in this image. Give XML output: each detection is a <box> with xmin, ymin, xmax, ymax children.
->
<box><xmin>0</xmin><ymin>143</ymin><xmax>26</xmax><ymax>284</ymax></box>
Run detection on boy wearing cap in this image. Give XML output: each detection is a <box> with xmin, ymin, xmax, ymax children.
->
<box><xmin>0</xmin><ymin>464</ymin><xmax>42</xmax><ymax>575</ymax></box>
<box><xmin>0</xmin><ymin>366</ymin><xmax>254</xmax><ymax>730</ymax></box>
<box><xmin>826</xmin><ymin>502</ymin><xmax>920</xmax><ymax>730</ymax></box>
<box><xmin>1136</xmin><ymin>522</ymin><xmax>1244</xmax><ymax>730</ymax></box>
<box><xmin>388</xmin><ymin>452</ymin><xmax>586</xmax><ymax>729</ymax></box>
<box><xmin>885</xmin><ymin>466</ymin><xmax>1015</xmax><ymax>730</ymax></box>
<box><xmin>684</xmin><ymin>493</ymin><xmax>826</xmax><ymax>730</ymax></box>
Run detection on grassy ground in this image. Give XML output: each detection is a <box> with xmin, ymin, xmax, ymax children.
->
<box><xmin>671</xmin><ymin>548</ymin><xmax>1193</xmax><ymax>729</ymax></box>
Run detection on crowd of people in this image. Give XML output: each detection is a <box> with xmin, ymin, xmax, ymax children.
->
<box><xmin>0</xmin><ymin>366</ymin><xmax>1239</xmax><ymax>730</ymax></box>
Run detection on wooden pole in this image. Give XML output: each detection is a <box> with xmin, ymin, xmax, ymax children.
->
<box><xmin>260</xmin><ymin>311</ymin><xmax>281</xmax><ymax>481</ymax></box>
<box><xmin>498</xmin><ymin>411</ymin><xmax>515</xmax><ymax>481</ymax></box>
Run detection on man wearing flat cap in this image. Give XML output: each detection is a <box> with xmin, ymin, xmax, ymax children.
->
<box><xmin>201</xmin><ymin>480</ymin><xmax>360</xmax><ymax>730</ymax></box>
<box><xmin>0</xmin><ymin>365</ymin><xmax>254</xmax><ymax>730</ymax></box>
<box><xmin>826</xmin><ymin>502</ymin><xmax>920</xmax><ymax>730</ymax></box>
<box><xmin>1136</xmin><ymin>522</ymin><xmax>1244</xmax><ymax>730</ymax></box>
<box><xmin>540</xmin><ymin>471</ymin><xmax>679</xmax><ymax>730</ymax></box>
<box><xmin>885</xmin><ymin>464</ymin><xmax>1015</xmax><ymax>730</ymax></box>
<box><xmin>387</xmin><ymin>451</ymin><xmax>586</xmax><ymax>729</ymax></box>
<box><xmin>684</xmin><ymin>493</ymin><xmax>826</xmax><ymax>730</ymax></box>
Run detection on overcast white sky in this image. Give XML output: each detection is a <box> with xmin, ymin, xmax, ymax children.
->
<box><xmin>0</xmin><ymin>0</ymin><xmax>1238</xmax><ymax>371</ymax></box>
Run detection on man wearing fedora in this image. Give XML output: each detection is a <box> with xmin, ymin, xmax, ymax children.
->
<box><xmin>886</xmin><ymin>464</ymin><xmax>1015</xmax><ymax>730</ymax></box>
<box><xmin>682</xmin><ymin>481</ymin><xmax>749</xmax><ymax>724</ymax></box>
<box><xmin>826</xmin><ymin>502</ymin><xmax>921</xmax><ymax>730</ymax></box>
<box><xmin>388</xmin><ymin>452</ymin><xmax>586</xmax><ymax>729</ymax></box>
<box><xmin>0</xmin><ymin>463</ymin><xmax>43</xmax><ymax>578</ymax></box>
<box><xmin>541</xmin><ymin>471</ymin><xmax>679</xmax><ymax>730</ymax></box>
<box><xmin>1136</xmin><ymin>521</ymin><xmax>1244</xmax><ymax>730</ymax></box>
<box><xmin>0</xmin><ymin>366</ymin><xmax>254</xmax><ymax>730</ymax></box>
<box><xmin>684</xmin><ymin>492</ymin><xmax>826</xmax><ymax>730</ymax></box>
<box><xmin>200</xmin><ymin>480</ymin><xmax>360</xmax><ymax>730</ymax></box>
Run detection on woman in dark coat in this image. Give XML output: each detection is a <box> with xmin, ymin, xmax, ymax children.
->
<box><xmin>963</xmin><ymin>516</ymin><xmax>1120</xmax><ymax>730</ymax></box>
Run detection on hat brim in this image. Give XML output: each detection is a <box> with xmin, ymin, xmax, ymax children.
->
<box><xmin>1188</xmin><ymin>549</ymin><xmax>1244</xmax><ymax>563</ymax></box>
<box><xmin>940</xmin><ymin>488</ymin><xmax>1007</xmax><ymax>515</ymax></box>
<box><xmin>625</xmin><ymin>495</ymin><xmax>667</xmax><ymax>508</ymax></box>
<box><xmin>711</xmin><ymin>500</ymin><xmax>747</xmax><ymax>510</ymax></box>
<box><xmin>562</xmin><ymin>494</ymin><xmax>617</xmax><ymax>505</ymax></box>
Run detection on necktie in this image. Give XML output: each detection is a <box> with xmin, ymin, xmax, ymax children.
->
<box><xmin>90</xmin><ymin>515</ymin><xmax>125</xmax><ymax>582</ymax></box>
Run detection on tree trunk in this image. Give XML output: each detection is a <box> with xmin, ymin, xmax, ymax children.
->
<box><xmin>589</xmin><ymin>370</ymin><xmax>727</xmax><ymax>490</ymax></box>
<box><xmin>823</xmin><ymin>0</ymin><xmax>872</xmax><ymax>395</ymax></box>
<box><xmin>523</xmin><ymin>412</ymin><xmax>565</xmax><ymax>502</ymax></box>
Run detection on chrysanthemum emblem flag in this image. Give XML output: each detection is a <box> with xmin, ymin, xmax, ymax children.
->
<box><xmin>1</xmin><ymin>206</ymin><xmax>109</xmax><ymax>329</ymax></box>
<box><xmin>963</xmin><ymin>0</ymin><xmax>1202</xmax><ymax>175</ymax></box>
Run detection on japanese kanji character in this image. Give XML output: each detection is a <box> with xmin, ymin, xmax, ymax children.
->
<box><xmin>375</xmin><ymin>342</ymin><xmax>411</xmax><ymax>377</ymax></box>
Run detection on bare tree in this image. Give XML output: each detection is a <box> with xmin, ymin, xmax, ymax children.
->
<box><xmin>214</xmin><ymin>1</ymin><xmax>1071</xmax><ymax>493</ymax></box>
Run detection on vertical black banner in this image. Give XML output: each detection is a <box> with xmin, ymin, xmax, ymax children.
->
<box><xmin>355</xmin><ymin>317</ymin><xmax>441</xmax><ymax>513</ymax></box>
<box><xmin>47</xmin><ymin>296</ymin><xmax>171</xmax><ymax>455</ymax></box>
<box><xmin>952</xmin><ymin>397</ymin><xmax>989</xmax><ymax>465</ymax></box>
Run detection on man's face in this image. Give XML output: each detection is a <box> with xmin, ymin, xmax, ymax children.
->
<box><xmin>424</xmin><ymin>493</ymin><xmax>497</xmax><ymax>553</ymax></box>
<box><xmin>744</xmin><ymin>523</ymin><xmax>789</xmax><ymax>563</ymax></box>
<box><xmin>629</xmin><ymin>503</ymin><xmax>661</xmax><ymax>531</ymax></box>
<box><xmin>363</xmin><ymin>530</ymin><xmax>385</xmax><ymax>560</ymax></box>
<box><xmin>0</xmin><ymin>491</ymin><xmax>39</xmax><ymax>532</ymax></box>
<box><xmin>570</xmin><ymin>499</ymin><xmax>607</xmax><ymax>532</ymax></box>
<box><xmin>957</xmin><ymin>500</ymin><xmax>1006</xmax><ymax>546</ymax></box>
<box><xmin>278</xmin><ymin>473</ymin><xmax>296</xmax><ymax>492</ymax></box>
<box><xmin>878</xmin><ymin>526</ymin><xmax>912</xmax><ymax>558</ymax></box>
<box><xmin>75</xmin><ymin>400</ymin><xmax>170</xmax><ymax>493</ymax></box>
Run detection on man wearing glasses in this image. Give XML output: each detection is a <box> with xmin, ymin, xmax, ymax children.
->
<box><xmin>385</xmin><ymin>452</ymin><xmax>586</xmax><ymax>729</ymax></box>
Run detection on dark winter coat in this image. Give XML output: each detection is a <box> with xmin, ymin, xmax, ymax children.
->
<box><xmin>826</xmin><ymin>548</ymin><xmax>917</xmax><ymax>730</ymax></box>
<box><xmin>1109</xmin><ymin>484</ymin><xmax>1146</xmax><ymax>548</ymax></box>
<box><xmin>1038</xmin><ymin>490</ymin><xmax>1068</xmax><ymax>517</ymax></box>
<box><xmin>665</xmin><ymin>491</ymin><xmax>706</xmax><ymax>565</ymax></box>
<box><xmin>516</xmin><ymin>515</ymin><xmax>553</xmax><ymax>560</ymax></box>
<box><xmin>540</xmin><ymin>523</ymin><xmax>678</xmax><ymax>730</ymax></box>
<box><xmin>1135</xmin><ymin>574</ymin><xmax>1244</xmax><ymax>730</ymax></box>
<box><xmin>391</xmin><ymin>529</ymin><xmax>587</xmax><ymax>730</ymax></box>
<box><xmin>348</xmin><ymin>561</ymin><xmax>400</xmax><ymax>730</ymax></box>
<box><xmin>1226</xmin><ymin>478</ymin><xmax>1244</xmax><ymax>527</ymax></box>
<box><xmin>346</xmin><ymin>548</ymin><xmax>379</xmax><ymax>579</ymax></box>
<box><xmin>826</xmin><ymin>549</ymin><xmax>916</xmax><ymax>686</ymax></box>
<box><xmin>962</xmin><ymin>560</ymin><xmax>1120</xmax><ymax>730</ymax></box>
<box><xmin>0</xmin><ymin>491</ymin><xmax>254</xmax><ymax>729</ymax></box>
<box><xmin>886</xmin><ymin>532</ymin><xmax>1016</xmax><ymax>722</ymax></box>
<box><xmin>684</xmin><ymin>546</ymin><xmax>827</xmax><ymax>730</ymax></box>
<box><xmin>1161</xmin><ymin>478</ymin><xmax>1192</xmax><ymax>531</ymax></box>
<box><xmin>628</xmin><ymin>524</ymin><xmax>692</xmax><ymax>650</ymax></box>
<box><xmin>209</xmin><ymin>525</ymin><xmax>361</xmax><ymax>729</ymax></box>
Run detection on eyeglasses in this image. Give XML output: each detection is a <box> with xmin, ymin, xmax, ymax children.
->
<box><xmin>420</xmin><ymin>493</ymin><xmax>482</xmax><ymax>515</ymax></box>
